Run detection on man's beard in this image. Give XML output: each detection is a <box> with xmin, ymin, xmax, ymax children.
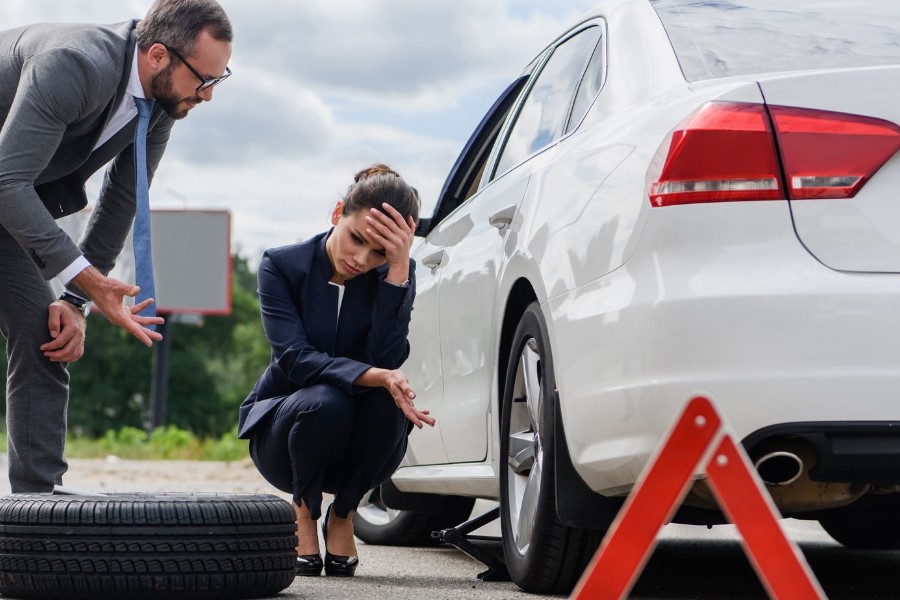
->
<box><xmin>150</xmin><ymin>64</ymin><xmax>201</xmax><ymax>120</ymax></box>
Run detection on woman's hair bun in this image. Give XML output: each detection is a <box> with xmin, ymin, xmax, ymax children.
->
<box><xmin>342</xmin><ymin>163</ymin><xmax>420</xmax><ymax>225</ymax></box>
<box><xmin>354</xmin><ymin>163</ymin><xmax>398</xmax><ymax>182</ymax></box>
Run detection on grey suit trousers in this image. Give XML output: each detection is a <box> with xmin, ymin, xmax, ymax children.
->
<box><xmin>0</xmin><ymin>225</ymin><xmax>69</xmax><ymax>492</ymax></box>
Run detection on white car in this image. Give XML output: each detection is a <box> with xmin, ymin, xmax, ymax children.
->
<box><xmin>353</xmin><ymin>0</ymin><xmax>900</xmax><ymax>592</ymax></box>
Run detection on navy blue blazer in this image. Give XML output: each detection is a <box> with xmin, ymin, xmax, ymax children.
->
<box><xmin>237</xmin><ymin>230</ymin><xmax>416</xmax><ymax>439</ymax></box>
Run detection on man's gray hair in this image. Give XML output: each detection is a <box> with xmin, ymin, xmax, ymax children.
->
<box><xmin>135</xmin><ymin>0</ymin><xmax>233</xmax><ymax>56</ymax></box>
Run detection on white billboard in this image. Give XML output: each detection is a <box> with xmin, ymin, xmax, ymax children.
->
<box><xmin>56</xmin><ymin>209</ymin><xmax>232</xmax><ymax>315</ymax></box>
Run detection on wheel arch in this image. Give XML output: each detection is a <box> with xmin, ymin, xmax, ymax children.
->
<box><xmin>496</xmin><ymin>280</ymin><xmax>619</xmax><ymax>530</ymax></box>
<box><xmin>497</xmin><ymin>278</ymin><xmax>539</xmax><ymax>411</ymax></box>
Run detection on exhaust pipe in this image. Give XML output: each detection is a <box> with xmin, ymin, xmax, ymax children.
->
<box><xmin>685</xmin><ymin>437</ymin><xmax>870</xmax><ymax>512</ymax></box>
<box><xmin>754</xmin><ymin>451</ymin><xmax>804</xmax><ymax>486</ymax></box>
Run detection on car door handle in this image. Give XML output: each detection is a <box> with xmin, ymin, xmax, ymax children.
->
<box><xmin>421</xmin><ymin>250</ymin><xmax>445</xmax><ymax>269</ymax></box>
<box><xmin>488</xmin><ymin>204</ymin><xmax>517</xmax><ymax>229</ymax></box>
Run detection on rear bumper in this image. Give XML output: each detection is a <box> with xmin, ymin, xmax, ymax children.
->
<box><xmin>546</xmin><ymin>200</ymin><xmax>900</xmax><ymax>495</ymax></box>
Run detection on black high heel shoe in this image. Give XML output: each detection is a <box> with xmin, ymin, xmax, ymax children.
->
<box><xmin>295</xmin><ymin>553</ymin><xmax>323</xmax><ymax>577</ymax></box>
<box><xmin>322</xmin><ymin>503</ymin><xmax>359</xmax><ymax>577</ymax></box>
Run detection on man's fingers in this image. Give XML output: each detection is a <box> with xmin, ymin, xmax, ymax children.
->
<box><xmin>40</xmin><ymin>332</ymin><xmax>70</xmax><ymax>352</ymax></box>
<box><xmin>43</xmin><ymin>332</ymin><xmax>82</xmax><ymax>362</ymax></box>
<box><xmin>131</xmin><ymin>298</ymin><xmax>155</xmax><ymax>312</ymax></box>
<box><xmin>116</xmin><ymin>316</ymin><xmax>161</xmax><ymax>347</ymax></box>
<box><xmin>131</xmin><ymin>327</ymin><xmax>153</xmax><ymax>347</ymax></box>
<box><xmin>45</xmin><ymin>345</ymin><xmax>83</xmax><ymax>363</ymax></box>
<box><xmin>134</xmin><ymin>315</ymin><xmax>165</xmax><ymax>326</ymax></box>
<box><xmin>47</xmin><ymin>312</ymin><xmax>62</xmax><ymax>339</ymax></box>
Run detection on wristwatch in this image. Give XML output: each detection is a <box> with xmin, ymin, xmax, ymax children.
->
<box><xmin>59</xmin><ymin>292</ymin><xmax>91</xmax><ymax>318</ymax></box>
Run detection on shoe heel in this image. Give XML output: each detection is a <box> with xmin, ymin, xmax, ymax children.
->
<box><xmin>322</xmin><ymin>503</ymin><xmax>359</xmax><ymax>577</ymax></box>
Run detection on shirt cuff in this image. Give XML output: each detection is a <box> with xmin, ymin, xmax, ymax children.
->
<box><xmin>56</xmin><ymin>256</ymin><xmax>91</xmax><ymax>289</ymax></box>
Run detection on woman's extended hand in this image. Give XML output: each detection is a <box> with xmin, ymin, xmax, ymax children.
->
<box><xmin>380</xmin><ymin>368</ymin><xmax>434</xmax><ymax>429</ymax></box>
<box><xmin>355</xmin><ymin>367</ymin><xmax>436</xmax><ymax>429</ymax></box>
<box><xmin>365</xmin><ymin>203</ymin><xmax>415</xmax><ymax>285</ymax></box>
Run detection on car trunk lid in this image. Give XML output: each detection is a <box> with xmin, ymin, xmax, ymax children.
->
<box><xmin>760</xmin><ymin>67</ymin><xmax>900</xmax><ymax>273</ymax></box>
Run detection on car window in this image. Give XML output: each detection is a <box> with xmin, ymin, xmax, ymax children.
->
<box><xmin>566</xmin><ymin>30</ymin><xmax>606</xmax><ymax>134</ymax></box>
<box><xmin>651</xmin><ymin>0</ymin><xmax>900</xmax><ymax>82</ymax></box>
<box><xmin>493</xmin><ymin>26</ymin><xmax>603</xmax><ymax>178</ymax></box>
<box><xmin>423</xmin><ymin>76</ymin><xmax>530</xmax><ymax>233</ymax></box>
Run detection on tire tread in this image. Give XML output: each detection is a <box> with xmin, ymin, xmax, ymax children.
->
<box><xmin>0</xmin><ymin>493</ymin><xmax>296</xmax><ymax>600</ymax></box>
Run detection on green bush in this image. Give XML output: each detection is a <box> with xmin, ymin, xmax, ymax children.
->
<box><xmin>56</xmin><ymin>425</ymin><xmax>249</xmax><ymax>461</ymax></box>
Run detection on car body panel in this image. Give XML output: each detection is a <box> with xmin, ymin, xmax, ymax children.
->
<box><xmin>438</xmin><ymin>174</ymin><xmax>529</xmax><ymax>462</ymax></box>
<box><xmin>404</xmin><ymin>223</ymin><xmax>451</xmax><ymax>466</ymax></box>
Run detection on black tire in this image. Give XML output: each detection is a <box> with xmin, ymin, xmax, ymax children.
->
<box><xmin>0</xmin><ymin>493</ymin><xmax>296</xmax><ymax>600</ymax></box>
<box><xmin>820</xmin><ymin>516</ymin><xmax>900</xmax><ymax>549</ymax></box>
<box><xmin>499</xmin><ymin>303</ymin><xmax>602</xmax><ymax>594</ymax></box>
<box><xmin>353</xmin><ymin>485</ymin><xmax>475</xmax><ymax>546</ymax></box>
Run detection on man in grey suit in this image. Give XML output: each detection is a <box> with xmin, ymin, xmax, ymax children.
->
<box><xmin>0</xmin><ymin>0</ymin><xmax>233</xmax><ymax>492</ymax></box>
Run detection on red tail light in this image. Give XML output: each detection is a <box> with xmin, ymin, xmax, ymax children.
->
<box><xmin>648</xmin><ymin>102</ymin><xmax>783</xmax><ymax>207</ymax></box>
<box><xmin>649</xmin><ymin>102</ymin><xmax>900</xmax><ymax>207</ymax></box>
<box><xmin>769</xmin><ymin>106</ymin><xmax>900</xmax><ymax>199</ymax></box>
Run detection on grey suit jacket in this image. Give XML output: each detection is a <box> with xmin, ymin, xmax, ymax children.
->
<box><xmin>0</xmin><ymin>20</ymin><xmax>175</xmax><ymax>280</ymax></box>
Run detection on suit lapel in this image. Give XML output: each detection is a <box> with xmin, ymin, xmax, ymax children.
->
<box><xmin>309</xmin><ymin>234</ymin><xmax>339</xmax><ymax>356</ymax></box>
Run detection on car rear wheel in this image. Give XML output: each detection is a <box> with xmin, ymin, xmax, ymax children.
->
<box><xmin>819</xmin><ymin>516</ymin><xmax>900</xmax><ymax>549</ymax></box>
<box><xmin>353</xmin><ymin>485</ymin><xmax>475</xmax><ymax>546</ymax></box>
<box><xmin>499</xmin><ymin>303</ymin><xmax>602</xmax><ymax>594</ymax></box>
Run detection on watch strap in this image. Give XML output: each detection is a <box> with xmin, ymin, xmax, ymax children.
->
<box><xmin>59</xmin><ymin>292</ymin><xmax>90</xmax><ymax>316</ymax></box>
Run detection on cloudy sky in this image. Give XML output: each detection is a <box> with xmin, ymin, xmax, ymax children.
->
<box><xmin>1</xmin><ymin>0</ymin><xmax>596</xmax><ymax>264</ymax></box>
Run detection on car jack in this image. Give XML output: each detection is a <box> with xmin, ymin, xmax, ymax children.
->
<box><xmin>432</xmin><ymin>506</ymin><xmax>511</xmax><ymax>581</ymax></box>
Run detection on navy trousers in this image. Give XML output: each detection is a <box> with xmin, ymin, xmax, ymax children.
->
<box><xmin>249</xmin><ymin>383</ymin><xmax>409</xmax><ymax>520</ymax></box>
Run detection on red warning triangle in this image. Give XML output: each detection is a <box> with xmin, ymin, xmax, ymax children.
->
<box><xmin>571</xmin><ymin>396</ymin><xmax>826</xmax><ymax>600</ymax></box>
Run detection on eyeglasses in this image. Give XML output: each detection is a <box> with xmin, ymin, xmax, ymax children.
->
<box><xmin>165</xmin><ymin>45</ymin><xmax>232</xmax><ymax>92</ymax></box>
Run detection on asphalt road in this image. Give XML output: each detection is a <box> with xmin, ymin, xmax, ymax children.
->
<box><xmin>278</xmin><ymin>519</ymin><xmax>900</xmax><ymax>600</ymax></box>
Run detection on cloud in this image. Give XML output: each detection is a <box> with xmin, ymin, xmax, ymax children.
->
<box><xmin>228</xmin><ymin>0</ymin><xmax>589</xmax><ymax>111</ymax></box>
<box><xmin>166</xmin><ymin>65</ymin><xmax>336</xmax><ymax>164</ymax></box>
<box><xmin>0</xmin><ymin>0</ymin><xmax>585</xmax><ymax>261</ymax></box>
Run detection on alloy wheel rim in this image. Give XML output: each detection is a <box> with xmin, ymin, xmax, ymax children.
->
<box><xmin>506</xmin><ymin>337</ymin><xmax>544</xmax><ymax>555</ymax></box>
<box><xmin>356</xmin><ymin>487</ymin><xmax>401</xmax><ymax>526</ymax></box>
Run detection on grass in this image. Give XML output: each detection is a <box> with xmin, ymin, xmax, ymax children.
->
<box><xmin>0</xmin><ymin>426</ymin><xmax>249</xmax><ymax>462</ymax></box>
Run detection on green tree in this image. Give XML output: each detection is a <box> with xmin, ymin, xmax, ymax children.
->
<box><xmin>0</xmin><ymin>252</ymin><xmax>270</xmax><ymax>440</ymax></box>
<box><xmin>163</xmin><ymin>253</ymin><xmax>269</xmax><ymax>436</ymax></box>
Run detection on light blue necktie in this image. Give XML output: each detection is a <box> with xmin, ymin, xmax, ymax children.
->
<box><xmin>133</xmin><ymin>97</ymin><xmax>156</xmax><ymax>327</ymax></box>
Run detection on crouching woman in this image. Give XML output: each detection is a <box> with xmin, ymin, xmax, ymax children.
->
<box><xmin>237</xmin><ymin>164</ymin><xmax>434</xmax><ymax>577</ymax></box>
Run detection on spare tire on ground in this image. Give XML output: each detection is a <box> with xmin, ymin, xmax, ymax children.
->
<box><xmin>0</xmin><ymin>493</ymin><xmax>296</xmax><ymax>600</ymax></box>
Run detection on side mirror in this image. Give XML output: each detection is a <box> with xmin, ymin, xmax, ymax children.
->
<box><xmin>415</xmin><ymin>217</ymin><xmax>432</xmax><ymax>237</ymax></box>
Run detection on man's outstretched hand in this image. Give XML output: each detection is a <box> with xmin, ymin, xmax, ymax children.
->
<box><xmin>73</xmin><ymin>266</ymin><xmax>165</xmax><ymax>346</ymax></box>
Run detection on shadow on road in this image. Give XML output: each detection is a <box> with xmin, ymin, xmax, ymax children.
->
<box><xmin>630</xmin><ymin>538</ymin><xmax>898</xmax><ymax>599</ymax></box>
